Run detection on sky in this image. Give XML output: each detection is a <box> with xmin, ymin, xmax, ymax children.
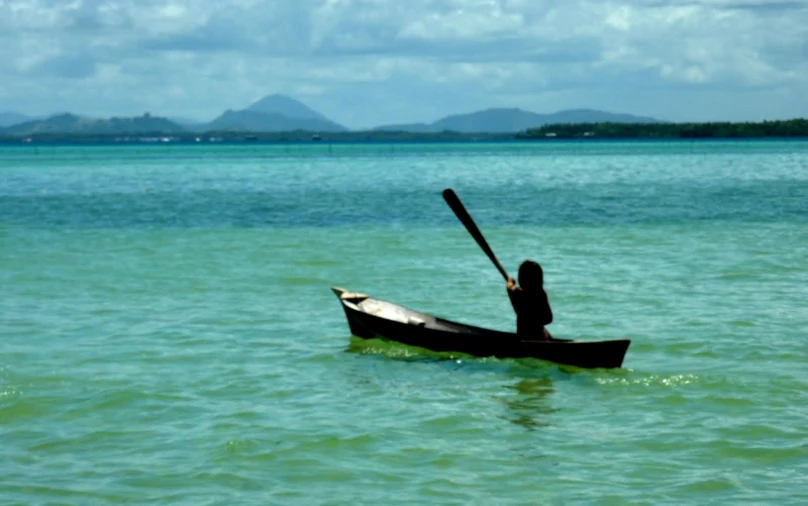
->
<box><xmin>1</xmin><ymin>0</ymin><xmax>807</xmax><ymax>129</ymax></box>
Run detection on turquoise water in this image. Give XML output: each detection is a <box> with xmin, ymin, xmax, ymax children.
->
<box><xmin>2</xmin><ymin>141</ymin><xmax>806</xmax><ymax>504</ymax></box>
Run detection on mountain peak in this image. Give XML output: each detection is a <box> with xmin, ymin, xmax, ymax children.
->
<box><xmin>206</xmin><ymin>95</ymin><xmax>348</xmax><ymax>133</ymax></box>
<box><xmin>246</xmin><ymin>94</ymin><xmax>330</xmax><ymax>122</ymax></box>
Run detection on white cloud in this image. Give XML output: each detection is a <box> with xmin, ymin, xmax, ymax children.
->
<box><xmin>0</xmin><ymin>0</ymin><xmax>806</xmax><ymax>126</ymax></box>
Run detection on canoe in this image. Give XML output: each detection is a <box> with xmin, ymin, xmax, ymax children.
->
<box><xmin>332</xmin><ymin>287</ymin><xmax>630</xmax><ymax>369</ymax></box>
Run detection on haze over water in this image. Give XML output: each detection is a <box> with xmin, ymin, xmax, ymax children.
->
<box><xmin>2</xmin><ymin>141</ymin><xmax>807</xmax><ymax>505</ymax></box>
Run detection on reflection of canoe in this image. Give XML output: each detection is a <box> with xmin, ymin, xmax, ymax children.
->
<box><xmin>332</xmin><ymin>287</ymin><xmax>631</xmax><ymax>369</ymax></box>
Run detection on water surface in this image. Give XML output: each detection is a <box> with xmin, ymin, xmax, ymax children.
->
<box><xmin>2</xmin><ymin>141</ymin><xmax>807</xmax><ymax>504</ymax></box>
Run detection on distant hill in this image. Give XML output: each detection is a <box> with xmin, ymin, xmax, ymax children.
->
<box><xmin>540</xmin><ymin>109</ymin><xmax>662</xmax><ymax>124</ymax></box>
<box><xmin>202</xmin><ymin>94</ymin><xmax>348</xmax><ymax>132</ymax></box>
<box><xmin>374</xmin><ymin>108</ymin><xmax>662</xmax><ymax>133</ymax></box>
<box><xmin>247</xmin><ymin>94</ymin><xmax>334</xmax><ymax>122</ymax></box>
<box><xmin>0</xmin><ymin>100</ymin><xmax>663</xmax><ymax>136</ymax></box>
<box><xmin>1</xmin><ymin>113</ymin><xmax>186</xmax><ymax>136</ymax></box>
<box><xmin>0</xmin><ymin>112</ymin><xmax>35</xmax><ymax>128</ymax></box>
<box><xmin>205</xmin><ymin>109</ymin><xmax>347</xmax><ymax>133</ymax></box>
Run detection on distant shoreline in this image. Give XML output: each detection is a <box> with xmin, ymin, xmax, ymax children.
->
<box><xmin>2</xmin><ymin>137</ymin><xmax>807</xmax><ymax>146</ymax></box>
<box><xmin>1</xmin><ymin>119</ymin><xmax>806</xmax><ymax>144</ymax></box>
<box><xmin>2</xmin><ymin>137</ymin><xmax>807</xmax><ymax>147</ymax></box>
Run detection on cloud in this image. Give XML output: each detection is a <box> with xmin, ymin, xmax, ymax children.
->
<box><xmin>0</xmin><ymin>0</ymin><xmax>806</xmax><ymax>127</ymax></box>
<box><xmin>30</xmin><ymin>54</ymin><xmax>98</xmax><ymax>79</ymax></box>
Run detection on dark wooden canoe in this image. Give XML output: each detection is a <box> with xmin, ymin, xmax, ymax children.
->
<box><xmin>332</xmin><ymin>287</ymin><xmax>630</xmax><ymax>369</ymax></box>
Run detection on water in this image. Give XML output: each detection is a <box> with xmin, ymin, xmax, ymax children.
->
<box><xmin>2</xmin><ymin>141</ymin><xmax>807</xmax><ymax>505</ymax></box>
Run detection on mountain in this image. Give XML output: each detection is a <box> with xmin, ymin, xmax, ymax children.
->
<box><xmin>1</xmin><ymin>113</ymin><xmax>186</xmax><ymax>136</ymax></box>
<box><xmin>435</xmin><ymin>108</ymin><xmax>553</xmax><ymax>133</ymax></box>
<box><xmin>0</xmin><ymin>112</ymin><xmax>35</xmax><ymax>128</ymax></box>
<box><xmin>202</xmin><ymin>94</ymin><xmax>348</xmax><ymax>132</ymax></box>
<box><xmin>247</xmin><ymin>94</ymin><xmax>333</xmax><ymax>122</ymax></box>
<box><xmin>0</xmin><ymin>100</ymin><xmax>663</xmax><ymax>136</ymax></box>
<box><xmin>539</xmin><ymin>109</ymin><xmax>662</xmax><ymax>124</ymax></box>
<box><xmin>205</xmin><ymin>109</ymin><xmax>347</xmax><ymax>132</ymax></box>
<box><xmin>374</xmin><ymin>108</ymin><xmax>662</xmax><ymax>133</ymax></box>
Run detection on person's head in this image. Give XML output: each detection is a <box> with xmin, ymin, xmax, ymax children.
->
<box><xmin>518</xmin><ymin>260</ymin><xmax>544</xmax><ymax>290</ymax></box>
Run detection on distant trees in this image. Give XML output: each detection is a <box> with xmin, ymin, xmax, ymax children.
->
<box><xmin>517</xmin><ymin>119</ymin><xmax>808</xmax><ymax>139</ymax></box>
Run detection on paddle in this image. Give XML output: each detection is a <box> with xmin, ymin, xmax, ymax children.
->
<box><xmin>442</xmin><ymin>188</ymin><xmax>510</xmax><ymax>281</ymax></box>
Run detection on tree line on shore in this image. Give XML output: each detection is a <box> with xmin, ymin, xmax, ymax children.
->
<box><xmin>516</xmin><ymin>118</ymin><xmax>808</xmax><ymax>139</ymax></box>
<box><xmin>1</xmin><ymin>118</ymin><xmax>806</xmax><ymax>143</ymax></box>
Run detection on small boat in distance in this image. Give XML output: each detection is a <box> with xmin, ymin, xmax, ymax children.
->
<box><xmin>332</xmin><ymin>287</ymin><xmax>631</xmax><ymax>369</ymax></box>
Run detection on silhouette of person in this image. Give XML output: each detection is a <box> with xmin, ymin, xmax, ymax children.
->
<box><xmin>506</xmin><ymin>260</ymin><xmax>553</xmax><ymax>340</ymax></box>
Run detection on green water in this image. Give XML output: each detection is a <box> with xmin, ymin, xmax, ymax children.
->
<box><xmin>1</xmin><ymin>141</ymin><xmax>807</xmax><ymax>504</ymax></box>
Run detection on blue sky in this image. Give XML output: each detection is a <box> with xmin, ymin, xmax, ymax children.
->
<box><xmin>1</xmin><ymin>0</ymin><xmax>806</xmax><ymax>128</ymax></box>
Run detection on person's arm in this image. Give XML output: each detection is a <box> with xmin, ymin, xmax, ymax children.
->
<box><xmin>507</xmin><ymin>277</ymin><xmax>522</xmax><ymax>314</ymax></box>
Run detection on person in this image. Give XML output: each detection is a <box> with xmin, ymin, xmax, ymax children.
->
<box><xmin>506</xmin><ymin>260</ymin><xmax>553</xmax><ymax>340</ymax></box>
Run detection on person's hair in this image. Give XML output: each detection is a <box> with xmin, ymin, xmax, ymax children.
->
<box><xmin>518</xmin><ymin>260</ymin><xmax>544</xmax><ymax>290</ymax></box>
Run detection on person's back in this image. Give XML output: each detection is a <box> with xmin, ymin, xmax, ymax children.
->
<box><xmin>506</xmin><ymin>260</ymin><xmax>553</xmax><ymax>339</ymax></box>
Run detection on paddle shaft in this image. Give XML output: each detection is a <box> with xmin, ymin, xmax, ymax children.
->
<box><xmin>442</xmin><ymin>188</ymin><xmax>510</xmax><ymax>281</ymax></box>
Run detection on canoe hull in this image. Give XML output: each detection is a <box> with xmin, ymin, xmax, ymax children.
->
<box><xmin>332</xmin><ymin>287</ymin><xmax>630</xmax><ymax>369</ymax></box>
